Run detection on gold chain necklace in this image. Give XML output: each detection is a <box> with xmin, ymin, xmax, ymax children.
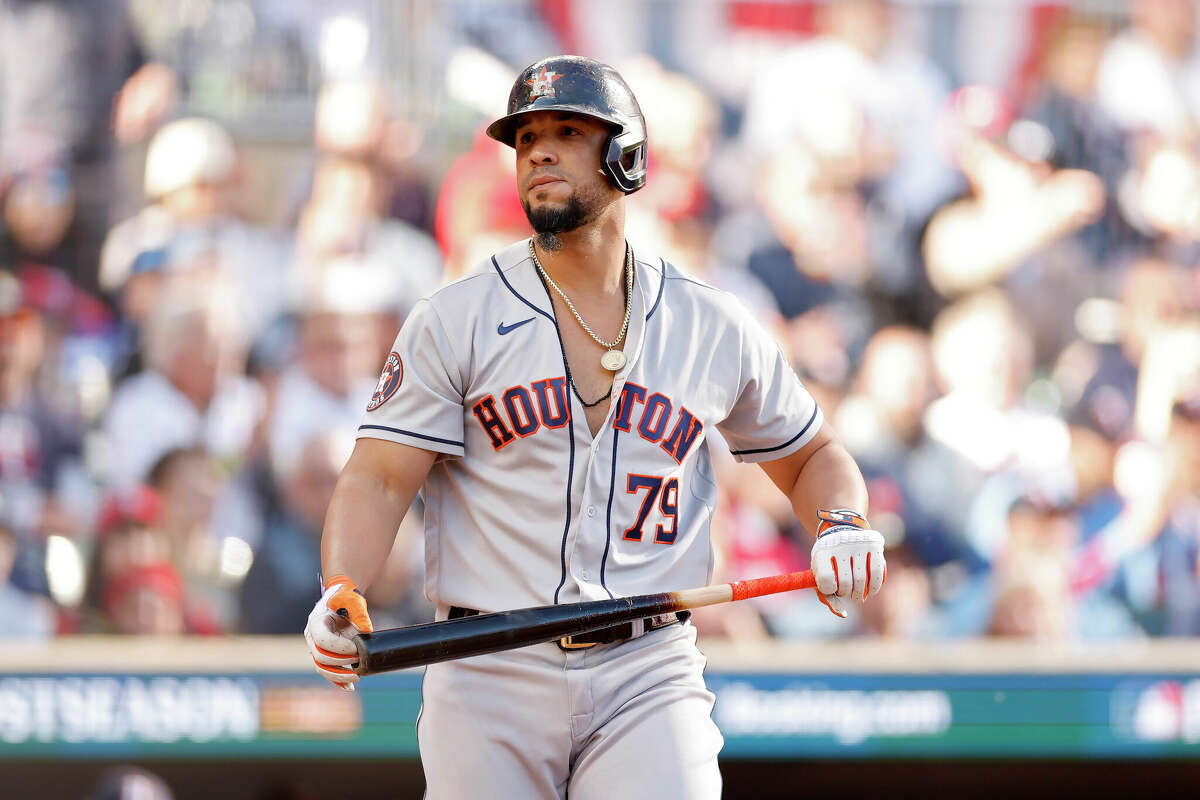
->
<box><xmin>529</xmin><ymin>238</ymin><xmax>633</xmax><ymax>372</ymax></box>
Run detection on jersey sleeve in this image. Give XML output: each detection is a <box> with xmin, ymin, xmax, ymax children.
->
<box><xmin>716</xmin><ymin>306</ymin><xmax>824</xmax><ymax>463</ymax></box>
<box><xmin>357</xmin><ymin>299</ymin><xmax>466</xmax><ymax>458</ymax></box>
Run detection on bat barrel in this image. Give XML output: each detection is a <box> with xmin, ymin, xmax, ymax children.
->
<box><xmin>354</xmin><ymin>594</ymin><xmax>678</xmax><ymax>675</ymax></box>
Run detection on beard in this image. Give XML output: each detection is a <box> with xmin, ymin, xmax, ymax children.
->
<box><xmin>522</xmin><ymin>180</ymin><xmax>607</xmax><ymax>250</ymax></box>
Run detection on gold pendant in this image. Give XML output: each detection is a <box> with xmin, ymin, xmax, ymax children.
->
<box><xmin>601</xmin><ymin>349</ymin><xmax>626</xmax><ymax>371</ymax></box>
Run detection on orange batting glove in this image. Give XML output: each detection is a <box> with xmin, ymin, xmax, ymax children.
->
<box><xmin>303</xmin><ymin>574</ymin><xmax>374</xmax><ymax>691</ymax></box>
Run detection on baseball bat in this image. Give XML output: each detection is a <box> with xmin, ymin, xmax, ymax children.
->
<box><xmin>353</xmin><ymin>569</ymin><xmax>816</xmax><ymax>675</ymax></box>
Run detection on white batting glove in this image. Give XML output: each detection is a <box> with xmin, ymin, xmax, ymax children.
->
<box><xmin>304</xmin><ymin>574</ymin><xmax>374</xmax><ymax>691</ymax></box>
<box><xmin>810</xmin><ymin>509</ymin><xmax>886</xmax><ymax>618</ymax></box>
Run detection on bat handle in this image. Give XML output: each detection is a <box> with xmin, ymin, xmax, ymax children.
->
<box><xmin>353</xmin><ymin>634</ymin><xmax>368</xmax><ymax>668</ymax></box>
<box><xmin>728</xmin><ymin>569</ymin><xmax>816</xmax><ymax>602</ymax></box>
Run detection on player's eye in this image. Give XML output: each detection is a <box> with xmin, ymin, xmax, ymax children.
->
<box><xmin>518</xmin><ymin>131</ymin><xmax>534</xmax><ymax>145</ymax></box>
<box><xmin>562</xmin><ymin>126</ymin><xmax>581</xmax><ymax>136</ymax></box>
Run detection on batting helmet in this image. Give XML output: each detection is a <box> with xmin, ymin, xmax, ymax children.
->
<box><xmin>486</xmin><ymin>55</ymin><xmax>648</xmax><ymax>194</ymax></box>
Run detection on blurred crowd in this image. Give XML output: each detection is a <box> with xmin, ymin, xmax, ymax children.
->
<box><xmin>1</xmin><ymin>0</ymin><xmax>1199</xmax><ymax>644</ymax></box>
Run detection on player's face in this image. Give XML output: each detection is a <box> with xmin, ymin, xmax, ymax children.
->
<box><xmin>514</xmin><ymin>112</ymin><xmax>617</xmax><ymax>235</ymax></box>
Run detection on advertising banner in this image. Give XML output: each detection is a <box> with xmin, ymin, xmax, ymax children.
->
<box><xmin>4</xmin><ymin>670</ymin><xmax>1200</xmax><ymax>759</ymax></box>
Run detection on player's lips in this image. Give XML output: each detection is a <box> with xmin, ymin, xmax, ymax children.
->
<box><xmin>528</xmin><ymin>175</ymin><xmax>566</xmax><ymax>190</ymax></box>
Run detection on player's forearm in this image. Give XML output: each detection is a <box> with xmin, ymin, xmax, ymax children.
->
<box><xmin>321</xmin><ymin>470</ymin><xmax>413</xmax><ymax>590</ymax></box>
<box><xmin>787</xmin><ymin>440</ymin><xmax>869</xmax><ymax>534</ymax></box>
<box><xmin>321</xmin><ymin>441</ymin><xmax>435</xmax><ymax>591</ymax></box>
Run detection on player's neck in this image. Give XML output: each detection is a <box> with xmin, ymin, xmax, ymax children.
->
<box><xmin>532</xmin><ymin>213</ymin><xmax>627</xmax><ymax>297</ymax></box>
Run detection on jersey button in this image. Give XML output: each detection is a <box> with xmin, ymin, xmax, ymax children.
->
<box><xmin>586</xmin><ymin>505</ymin><xmax>596</xmax><ymax>517</ymax></box>
<box><xmin>580</xmin><ymin>570</ymin><xmax>592</xmax><ymax>580</ymax></box>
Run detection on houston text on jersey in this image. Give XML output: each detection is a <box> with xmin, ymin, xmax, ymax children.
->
<box><xmin>471</xmin><ymin>376</ymin><xmax>703</xmax><ymax>464</ymax></box>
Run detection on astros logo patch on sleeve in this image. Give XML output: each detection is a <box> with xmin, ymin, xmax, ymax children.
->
<box><xmin>367</xmin><ymin>352</ymin><xmax>404</xmax><ymax>411</ymax></box>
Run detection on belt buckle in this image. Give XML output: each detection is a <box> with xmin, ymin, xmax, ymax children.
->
<box><xmin>559</xmin><ymin>634</ymin><xmax>598</xmax><ymax>650</ymax></box>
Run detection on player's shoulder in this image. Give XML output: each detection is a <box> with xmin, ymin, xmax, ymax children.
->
<box><xmin>423</xmin><ymin>240</ymin><xmax>529</xmax><ymax>306</ymax></box>
<box><xmin>639</xmin><ymin>251</ymin><xmax>754</xmax><ymax>323</ymax></box>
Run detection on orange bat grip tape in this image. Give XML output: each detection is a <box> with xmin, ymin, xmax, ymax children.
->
<box><xmin>729</xmin><ymin>570</ymin><xmax>815</xmax><ymax>602</ymax></box>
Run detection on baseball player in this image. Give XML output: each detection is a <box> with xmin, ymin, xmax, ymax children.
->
<box><xmin>304</xmin><ymin>55</ymin><xmax>886</xmax><ymax>799</ymax></box>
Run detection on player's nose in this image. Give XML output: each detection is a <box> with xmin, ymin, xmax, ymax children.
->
<box><xmin>527</xmin><ymin>143</ymin><xmax>558</xmax><ymax>166</ymax></box>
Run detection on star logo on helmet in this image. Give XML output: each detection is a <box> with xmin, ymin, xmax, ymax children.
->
<box><xmin>524</xmin><ymin>66</ymin><xmax>562</xmax><ymax>100</ymax></box>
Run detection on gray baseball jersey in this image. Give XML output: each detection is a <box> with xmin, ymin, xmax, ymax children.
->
<box><xmin>357</xmin><ymin>238</ymin><xmax>823</xmax><ymax>614</ymax></box>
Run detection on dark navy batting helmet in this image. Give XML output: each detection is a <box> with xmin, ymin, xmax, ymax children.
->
<box><xmin>486</xmin><ymin>55</ymin><xmax>648</xmax><ymax>194</ymax></box>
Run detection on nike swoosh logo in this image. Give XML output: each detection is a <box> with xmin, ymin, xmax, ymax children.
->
<box><xmin>497</xmin><ymin>317</ymin><xmax>536</xmax><ymax>335</ymax></box>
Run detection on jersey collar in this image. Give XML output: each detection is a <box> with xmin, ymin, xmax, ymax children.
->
<box><xmin>491</xmin><ymin>239</ymin><xmax>554</xmax><ymax>321</ymax></box>
<box><xmin>490</xmin><ymin>238</ymin><xmax>665</xmax><ymax>331</ymax></box>
<box><xmin>489</xmin><ymin>239</ymin><xmax>666</xmax><ymax>429</ymax></box>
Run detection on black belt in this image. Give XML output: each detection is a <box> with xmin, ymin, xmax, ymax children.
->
<box><xmin>448</xmin><ymin>606</ymin><xmax>690</xmax><ymax>650</ymax></box>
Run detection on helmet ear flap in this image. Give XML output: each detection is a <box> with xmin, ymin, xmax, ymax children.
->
<box><xmin>603</xmin><ymin>131</ymin><xmax>647</xmax><ymax>194</ymax></box>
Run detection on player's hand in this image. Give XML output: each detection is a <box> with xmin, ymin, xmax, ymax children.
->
<box><xmin>810</xmin><ymin>509</ymin><xmax>886</xmax><ymax>618</ymax></box>
<box><xmin>304</xmin><ymin>574</ymin><xmax>374</xmax><ymax>691</ymax></box>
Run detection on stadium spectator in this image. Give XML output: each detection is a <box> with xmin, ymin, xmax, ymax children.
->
<box><xmin>243</xmin><ymin>421</ymin><xmax>427</xmax><ymax>633</ymax></box>
<box><xmin>78</xmin><ymin>484</ymin><xmax>228</xmax><ymax>635</ymax></box>
<box><xmin>982</xmin><ymin>480</ymin><xmax>1085</xmax><ymax>640</ymax></box>
<box><xmin>291</xmin><ymin>155</ymin><xmax>442</xmax><ymax>322</ymax></box>
<box><xmin>0</xmin><ymin>521</ymin><xmax>55</xmax><ymax>637</ymax></box>
<box><xmin>837</xmin><ymin>326</ymin><xmax>976</xmax><ymax>568</ymax></box>
<box><xmin>1022</xmin><ymin>15</ymin><xmax>1131</xmax><ymax>260</ymax></box>
<box><xmin>101</xmin><ymin>277</ymin><xmax>265</xmax><ymax>490</ymax></box>
<box><xmin>240</xmin><ymin>428</ymin><xmax>352</xmax><ymax>634</ymax></box>
<box><xmin>1160</xmin><ymin>382</ymin><xmax>1200</xmax><ymax>634</ymax></box>
<box><xmin>145</xmin><ymin>446</ymin><xmax>259</xmax><ymax>631</ymax></box>
<box><xmin>1026</xmin><ymin>15</ymin><xmax>1125</xmax><ymax>179</ymax></box>
<box><xmin>0</xmin><ymin>0</ymin><xmax>175</xmax><ymax>290</ymax></box>
<box><xmin>981</xmin><ymin>474</ymin><xmax>1143</xmax><ymax>641</ymax></box>
<box><xmin>287</xmin><ymin>77</ymin><xmax>434</xmax><ymax>233</ymax></box>
<box><xmin>1095</xmin><ymin>0</ymin><xmax>1200</xmax><ymax>140</ymax></box>
<box><xmin>1118</xmin><ymin>138</ymin><xmax>1200</xmax><ymax>243</ymax></box>
<box><xmin>924</xmin><ymin>290</ymin><xmax>1045</xmax><ymax>476</ymax></box>
<box><xmin>741</xmin><ymin>0</ymin><xmax>952</xmax><ymax>206</ymax></box>
<box><xmin>1</xmin><ymin>163</ymin><xmax>79</xmax><ymax>279</ymax></box>
<box><xmin>1063</xmin><ymin>257</ymin><xmax>1191</xmax><ymax>446</ymax></box>
<box><xmin>738</xmin><ymin>0</ymin><xmax>957</xmax><ymax>313</ymax></box>
<box><xmin>1061</xmin><ymin>381</ymin><xmax>1129</xmax><ymax>578</ymax></box>
<box><xmin>0</xmin><ymin>270</ymin><xmax>96</xmax><ymax>599</ymax></box>
<box><xmin>437</xmin><ymin>0</ymin><xmax>564</xmax><ymax>69</ymax></box>
<box><xmin>857</xmin><ymin>545</ymin><xmax>936</xmax><ymax>638</ymax></box>
<box><xmin>737</xmin><ymin>145</ymin><xmax>878</xmax><ymax>394</ymax></box>
<box><xmin>922</xmin><ymin>85</ymin><xmax>1106</xmax><ymax>336</ymax></box>
<box><xmin>618</xmin><ymin>58</ymin><xmax>717</xmax><ymax>232</ymax></box>
<box><xmin>743</xmin><ymin>141</ymin><xmax>874</xmax><ymax>322</ymax></box>
<box><xmin>100</xmin><ymin>118</ymin><xmax>290</xmax><ymax>344</ymax></box>
<box><xmin>146</xmin><ymin>448</ymin><xmax>222</xmax><ymax>560</ymax></box>
<box><xmin>434</xmin><ymin>132</ymin><xmax>528</xmax><ymax>279</ymax></box>
<box><xmin>87</xmin><ymin>486</ymin><xmax>225</xmax><ymax>636</ymax></box>
<box><xmin>988</xmin><ymin>560</ymin><xmax>1073</xmax><ymax>639</ymax></box>
<box><xmin>101</xmin><ymin>561</ymin><xmax>190</xmax><ymax>635</ymax></box>
<box><xmin>79</xmin><ymin>485</ymin><xmax>171</xmax><ymax>629</ymax></box>
<box><xmin>1059</xmin><ymin>325</ymin><xmax>1200</xmax><ymax>625</ymax></box>
<box><xmin>268</xmin><ymin>303</ymin><xmax>381</xmax><ymax>483</ymax></box>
